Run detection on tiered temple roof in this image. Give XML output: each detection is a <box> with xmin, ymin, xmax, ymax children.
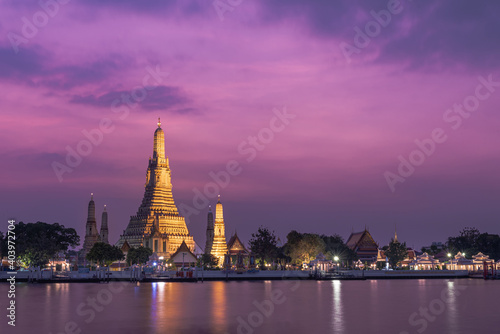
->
<box><xmin>116</xmin><ymin>119</ymin><xmax>195</xmax><ymax>256</ymax></box>
<box><xmin>346</xmin><ymin>228</ymin><xmax>379</xmax><ymax>263</ymax></box>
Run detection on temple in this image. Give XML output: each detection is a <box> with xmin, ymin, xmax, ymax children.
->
<box><xmin>100</xmin><ymin>205</ymin><xmax>109</xmax><ymax>244</ymax></box>
<box><xmin>116</xmin><ymin>119</ymin><xmax>195</xmax><ymax>257</ymax></box>
<box><xmin>207</xmin><ymin>195</ymin><xmax>228</xmax><ymax>265</ymax></box>
<box><xmin>204</xmin><ymin>206</ymin><xmax>214</xmax><ymax>254</ymax></box>
<box><xmin>82</xmin><ymin>193</ymin><xmax>100</xmax><ymax>258</ymax></box>
<box><xmin>346</xmin><ymin>228</ymin><xmax>379</xmax><ymax>264</ymax></box>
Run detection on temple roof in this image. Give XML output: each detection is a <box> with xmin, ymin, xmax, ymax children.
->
<box><xmin>121</xmin><ymin>240</ymin><xmax>131</xmax><ymax>252</ymax></box>
<box><xmin>346</xmin><ymin>229</ymin><xmax>378</xmax><ymax>250</ymax></box>
<box><xmin>170</xmin><ymin>240</ymin><xmax>196</xmax><ymax>259</ymax></box>
<box><xmin>227</xmin><ymin>232</ymin><xmax>249</xmax><ymax>254</ymax></box>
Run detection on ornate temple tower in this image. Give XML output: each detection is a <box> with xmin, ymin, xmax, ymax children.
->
<box><xmin>100</xmin><ymin>205</ymin><xmax>109</xmax><ymax>244</ymax></box>
<box><xmin>83</xmin><ymin>193</ymin><xmax>100</xmax><ymax>257</ymax></box>
<box><xmin>204</xmin><ymin>206</ymin><xmax>214</xmax><ymax>254</ymax></box>
<box><xmin>116</xmin><ymin>118</ymin><xmax>195</xmax><ymax>257</ymax></box>
<box><xmin>210</xmin><ymin>195</ymin><xmax>228</xmax><ymax>266</ymax></box>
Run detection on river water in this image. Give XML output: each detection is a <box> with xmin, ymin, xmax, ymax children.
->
<box><xmin>2</xmin><ymin>279</ymin><xmax>499</xmax><ymax>334</ymax></box>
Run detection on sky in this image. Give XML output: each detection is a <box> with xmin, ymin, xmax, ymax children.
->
<box><xmin>1</xmin><ymin>0</ymin><xmax>500</xmax><ymax>251</ymax></box>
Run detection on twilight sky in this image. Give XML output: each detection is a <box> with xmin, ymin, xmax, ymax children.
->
<box><xmin>1</xmin><ymin>0</ymin><xmax>500</xmax><ymax>250</ymax></box>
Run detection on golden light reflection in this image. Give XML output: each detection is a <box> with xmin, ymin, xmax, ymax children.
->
<box><xmin>331</xmin><ymin>280</ymin><xmax>345</xmax><ymax>333</ymax></box>
<box><xmin>211</xmin><ymin>282</ymin><xmax>228</xmax><ymax>332</ymax></box>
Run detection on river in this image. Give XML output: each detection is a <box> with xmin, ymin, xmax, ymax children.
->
<box><xmin>1</xmin><ymin>279</ymin><xmax>499</xmax><ymax>334</ymax></box>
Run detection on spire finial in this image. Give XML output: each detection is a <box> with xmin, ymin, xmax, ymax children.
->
<box><xmin>91</xmin><ymin>192</ymin><xmax>93</xmax><ymax>200</ymax></box>
<box><xmin>157</xmin><ymin>117</ymin><xmax>161</xmax><ymax>128</ymax></box>
<box><xmin>104</xmin><ymin>204</ymin><xmax>107</xmax><ymax>212</ymax></box>
<box><xmin>394</xmin><ymin>224</ymin><xmax>398</xmax><ymax>242</ymax></box>
<box><xmin>218</xmin><ymin>194</ymin><xmax>221</xmax><ymax>203</ymax></box>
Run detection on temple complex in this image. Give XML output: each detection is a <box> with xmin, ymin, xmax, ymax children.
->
<box><xmin>116</xmin><ymin>119</ymin><xmax>195</xmax><ymax>257</ymax></box>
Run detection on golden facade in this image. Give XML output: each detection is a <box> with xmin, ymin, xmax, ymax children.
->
<box><xmin>116</xmin><ymin>119</ymin><xmax>195</xmax><ymax>257</ymax></box>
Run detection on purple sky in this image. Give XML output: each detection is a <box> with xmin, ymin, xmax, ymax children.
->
<box><xmin>1</xmin><ymin>0</ymin><xmax>500</xmax><ymax>251</ymax></box>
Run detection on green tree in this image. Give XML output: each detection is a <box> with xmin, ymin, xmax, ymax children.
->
<box><xmin>126</xmin><ymin>246</ymin><xmax>153</xmax><ymax>266</ymax></box>
<box><xmin>15</xmin><ymin>222</ymin><xmax>80</xmax><ymax>268</ymax></box>
<box><xmin>199</xmin><ymin>253</ymin><xmax>218</xmax><ymax>269</ymax></box>
<box><xmin>384</xmin><ymin>239</ymin><xmax>407</xmax><ymax>269</ymax></box>
<box><xmin>86</xmin><ymin>242</ymin><xmax>124</xmax><ymax>266</ymax></box>
<box><xmin>0</xmin><ymin>231</ymin><xmax>5</xmax><ymax>259</ymax></box>
<box><xmin>476</xmin><ymin>233</ymin><xmax>500</xmax><ymax>260</ymax></box>
<box><xmin>249</xmin><ymin>226</ymin><xmax>278</xmax><ymax>269</ymax></box>
<box><xmin>321</xmin><ymin>234</ymin><xmax>358</xmax><ymax>265</ymax></box>
<box><xmin>447</xmin><ymin>227</ymin><xmax>481</xmax><ymax>257</ymax></box>
<box><xmin>285</xmin><ymin>232</ymin><xmax>325</xmax><ymax>264</ymax></box>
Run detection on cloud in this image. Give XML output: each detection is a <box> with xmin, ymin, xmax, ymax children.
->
<box><xmin>255</xmin><ymin>0</ymin><xmax>500</xmax><ymax>71</ymax></box>
<box><xmin>0</xmin><ymin>43</ymin><xmax>133</xmax><ymax>89</ymax></box>
<box><xmin>70</xmin><ymin>85</ymin><xmax>193</xmax><ymax>112</ymax></box>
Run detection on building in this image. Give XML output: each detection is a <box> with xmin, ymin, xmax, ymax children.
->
<box><xmin>206</xmin><ymin>195</ymin><xmax>228</xmax><ymax>266</ymax></box>
<box><xmin>227</xmin><ymin>232</ymin><xmax>250</xmax><ymax>268</ymax></box>
<box><xmin>82</xmin><ymin>194</ymin><xmax>111</xmax><ymax>261</ymax></box>
<box><xmin>409</xmin><ymin>253</ymin><xmax>440</xmax><ymax>270</ymax></box>
<box><xmin>204</xmin><ymin>206</ymin><xmax>214</xmax><ymax>254</ymax></box>
<box><xmin>116</xmin><ymin>119</ymin><xmax>195</xmax><ymax>257</ymax></box>
<box><xmin>170</xmin><ymin>240</ymin><xmax>197</xmax><ymax>267</ymax></box>
<box><xmin>449</xmin><ymin>252</ymin><xmax>474</xmax><ymax>271</ymax></box>
<box><xmin>82</xmin><ymin>193</ymin><xmax>100</xmax><ymax>258</ymax></box>
<box><xmin>227</xmin><ymin>232</ymin><xmax>249</xmax><ymax>257</ymax></box>
<box><xmin>100</xmin><ymin>205</ymin><xmax>109</xmax><ymax>244</ymax></box>
<box><xmin>346</xmin><ymin>228</ymin><xmax>379</xmax><ymax>264</ymax></box>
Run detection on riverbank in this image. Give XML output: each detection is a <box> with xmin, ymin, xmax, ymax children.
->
<box><xmin>0</xmin><ymin>269</ymin><xmax>473</xmax><ymax>283</ymax></box>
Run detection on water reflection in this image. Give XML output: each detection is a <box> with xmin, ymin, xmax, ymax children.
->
<box><xmin>445</xmin><ymin>280</ymin><xmax>459</xmax><ymax>333</ymax></box>
<box><xmin>331</xmin><ymin>280</ymin><xmax>345</xmax><ymax>333</ymax></box>
<box><xmin>211</xmin><ymin>282</ymin><xmax>228</xmax><ymax>333</ymax></box>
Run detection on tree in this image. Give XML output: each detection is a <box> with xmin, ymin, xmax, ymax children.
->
<box><xmin>126</xmin><ymin>247</ymin><xmax>153</xmax><ymax>266</ymax></box>
<box><xmin>0</xmin><ymin>231</ymin><xmax>5</xmax><ymax>259</ymax></box>
<box><xmin>249</xmin><ymin>226</ymin><xmax>278</xmax><ymax>269</ymax></box>
<box><xmin>15</xmin><ymin>222</ymin><xmax>80</xmax><ymax>268</ymax></box>
<box><xmin>86</xmin><ymin>243</ymin><xmax>124</xmax><ymax>266</ymax></box>
<box><xmin>447</xmin><ymin>227</ymin><xmax>481</xmax><ymax>257</ymax></box>
<box><xmin>384</xmin><ymin>239</ymin><xmax>407</xmax><ymax>269</ymax></box>
<box><xmin>199</xmin><ymin>254</ymin><xmax>218</xmax><ymax>269</ymax></box>
<box><xmin>321</xmin><ymin>234</ymin><xmax>358</xmax><ymax>265</ymax></box>
<box><xmin>284</xmin><ymin>231</ymin><xmax>325</xmax><ymax>264</ymax></box>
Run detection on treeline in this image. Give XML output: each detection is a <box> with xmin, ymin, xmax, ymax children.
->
<box><xmin>446</xmin><ymin>227</ymin><xmax>500</xmax><ymax>260</ymax></box>
<box><xmin>248</xmin><ymin>226</ymin><xmax>357</xmax><ymax>268</ymax></box>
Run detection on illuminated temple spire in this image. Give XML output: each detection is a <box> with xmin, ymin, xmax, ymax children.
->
<box><xmin>116</xmin><ymin>118</ymin><xmax>195</xmax><ymax>256</ymax></box>
<box><xmin>215</xmin><ymin>195</ymin><xmax>223</xmax><ymax>222</ymax></box>
<box><xmin>210</xmin><ymin>195</ymin><xmax>228</xmax><ymax>266</ymax></box>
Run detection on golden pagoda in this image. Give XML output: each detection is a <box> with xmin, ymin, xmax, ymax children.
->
<box><xmin>116</xmin><ymin>118</ymin><xmax>195</xmax><ymax>257</ymax></box>
<box><xmin>209</xmin><ymin>195</ymin><xmax>228</xmax><ymax>266</ymax></box>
